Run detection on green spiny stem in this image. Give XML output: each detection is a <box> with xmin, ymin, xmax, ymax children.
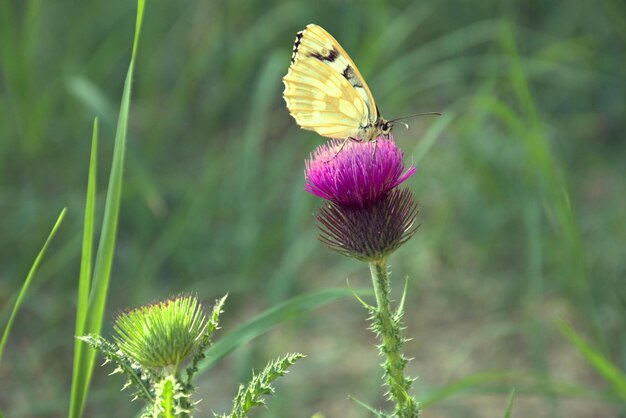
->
<box><xmin>369</xmin><ymin>259</ymin><xmax>418</xmax><ymax>418</ymax></box>
<box><xmin>153</xmin><ymin>373</ymin><xmax>192</xmax><ymax>418</ymax></box>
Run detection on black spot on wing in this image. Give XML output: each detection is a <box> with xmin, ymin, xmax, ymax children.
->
<box><xmin>342</xmin><ymin>65</ymin><xmax>363</xmax><ymax>88</ymax></box>
<box><xmin>309</xmin><ymin>48</ymin><xmax>339</xmax><ymax>63</ymax></box>
<box><xmin>291</xmin><ymin>30</ymin><xmax>304</xmax><ymax>63</ymax></box>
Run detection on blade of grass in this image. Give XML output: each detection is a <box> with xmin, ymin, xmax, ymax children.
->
<box><xmin>422</xmin><ymin>369</ymin><xmax>615</xmax><ymax>407</ymax></box>
<box><xmin>84</xmin><ymin>0</ymin><xmax>145</xmax><ymax>332</ymax></box>
<box><xmin>420</xmin><ymin>371</ymin><xmax>514</xmax><ymax>408</ymax></box>
<box><xmin>0</xmin><ymin>208</ymin><xmax>67</xmax><ymax>364</ymax></box>
<box><xmin>348</xmin><ymin>395</ymin><xmax>386</xmax><ymax>418</ymax></box>
<box><xmin>68</xmin><ymin>1</ymin><xmax>146</xmax><ymax>416</ymax></box>
<box><xmin>498</xmin><ymin>22</ymin><xmax>603</xmax><ymax>348</ymax></box>
<box><xmin>68</xmin><ymin>118</ymin><xmax>98</xmax><ymax>418</ymax></box>
<box><xmin>199</xmin><ymin>288</ymin><xmax>365</xmax><ymax>371</ymax></box>
<box><xmin>411</xmin><ymin>110</ymin><xmax>455</xmax><ymax>165</ymax></box>
<box><xmin>503</xmin><ymin>389</ymin><xmax>515</xmax><ymax>418</ymax></box>
<box><xmin>66</xmin><ymin>77</ymin><xmax>116</xmax><ymax>122</ymax></box>
<box><xmin>558</xmin><ymin>320</ymin><xmax>626</xmax><ymax>400</ymax></box>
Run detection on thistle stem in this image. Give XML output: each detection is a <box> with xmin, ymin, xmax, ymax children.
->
<box><xmin>369</xmin><ymin>259</ymin><xmax>418</xmax><ymax>418</ymax></box>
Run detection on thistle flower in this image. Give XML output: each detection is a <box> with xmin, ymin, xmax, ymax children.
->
<box><xmin>305</xmin><ymin>137</ymin><xmax>419</xmax><ymax>262</ymax></box>
<box><xmin>305</xmin><ymin>137</ymin><xmax>416</xmax><ymax>207</ymax></box>
<box><xmin>113</xmin><ymin>294</ymin><xmax>208</xmax><ymax>370</ymax></box>
<box><xmin>304</xmin><ymin>136</ymin><xmax>422</xmax><ymax>416</ymax></box>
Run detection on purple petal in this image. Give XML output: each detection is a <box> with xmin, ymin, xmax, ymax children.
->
<box><xmin>304</xmin><ymin>136</ymin><xmax>416</xmax><ymax>207</ymax></box>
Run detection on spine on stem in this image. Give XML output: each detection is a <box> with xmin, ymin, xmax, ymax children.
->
<box><xmin>369</xmin><ymin>259</ymin><xmax>418</xmax><ymax>418</ymax></box>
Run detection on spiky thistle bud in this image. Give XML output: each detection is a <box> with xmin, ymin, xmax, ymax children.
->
<box><xmin>113</xmin><ymin>294</ymin><xmax>208</xmax><ymax>370</ymax></box>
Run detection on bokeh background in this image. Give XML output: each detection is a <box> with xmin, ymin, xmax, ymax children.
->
<box><xmin>1</xmin><ymin>0</ymin><xmax>624</xmax><ymax>417</ymax></box>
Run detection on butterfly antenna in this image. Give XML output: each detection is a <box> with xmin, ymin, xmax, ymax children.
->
<box><xmin>388</xmin><ymin>112</ymin><xmax>442</xmax><ymax>123</ymax></box>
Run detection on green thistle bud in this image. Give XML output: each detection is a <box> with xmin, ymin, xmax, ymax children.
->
<box><xmin>113</xmin><ymin>294</ymin><xmax>208</xmax><ymax>370</ymax></box>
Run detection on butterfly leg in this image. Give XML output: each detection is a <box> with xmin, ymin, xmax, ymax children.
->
<box><xmin>326</xmin><ymin>137</ymin><xmax>359</xmax><ymax>163</ymax></box>
<box><xmin>370</xmin><ymin>138</ymin><xmax>378</xmax><ymax>164</ymax></box>
<box><xmin>370</xmin><ymin>132</ymin><xmax>391</xmax><ymax>164</ymax></box>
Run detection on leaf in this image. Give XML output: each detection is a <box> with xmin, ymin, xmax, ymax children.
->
<box><xmin>503</xmin><ymin>389</ymin><xmax>515</xmax><ymax>418</ymax></box>
<box><xmin>67</xmin><ymin>1</ymin><xmax>147</xmax><ymax>416</ymax></box>
<box><xmin>420</xmin><ymin>371</ymin><xmax>513</xmax><ymax>408</ymax></box>
<box><xmin>68</xmin><ymin>117</ymin><xmax>98</xmax><ymax>418</ymax></box>
<box><xmin>0</xmin><ymin>208</ymin><xmax>67</xmax><ymax>364</ymax></box>
<box><xmin>227</xmin><ymin>353</ymin><xmax>304</xmax><ymax>418</ymax></box>
<box><xmin>199</xmin><ymin>288</ymin><xmax>361</xmax><ymax>372</ymax></box>
<box><xmin>348</xmin><ymin>395</ymin><xmax>388</xmax><ymax>418</ymax></box>
<box><xmin>558</xmin><ymin>320</ymin><xmax>626</xmax><ymax>400</ymax></box>
<box><xmin>78</xmin><ymin>334</ymin><xmax>154</xmax><ymax>403</ymax></box>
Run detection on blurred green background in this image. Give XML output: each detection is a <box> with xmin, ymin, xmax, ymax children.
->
<box><xmin>1</xmin><ymin>0</ymin><xmax>625</xmax><ymax>417</ymax></box>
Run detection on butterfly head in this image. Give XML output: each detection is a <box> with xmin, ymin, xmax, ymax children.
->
<box><xmin>380</xmin><ymin>120</ymin><xmax>393</xmax><ymax>135</ymax></box>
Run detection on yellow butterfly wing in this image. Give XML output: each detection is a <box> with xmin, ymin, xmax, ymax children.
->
<box><xmin>283</xmin><ymin>24</ymin><xmax>381</xmax><ymax>139</ymax></box>
<box><xmin>283</xmin><ymin>57</ymin><xmax>370</xmax><ymax>138</ymax></box>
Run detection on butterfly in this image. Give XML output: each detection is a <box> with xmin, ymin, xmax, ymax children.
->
<box><xmin>282</xmin><ymin>24</ymin><xmax>439</xmax><ymax>145</ymax></box>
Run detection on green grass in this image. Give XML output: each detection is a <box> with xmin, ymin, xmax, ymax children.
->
<box><xmin>0</xmin><ymin>208</ymin><xmax>67</xmax><ymax>363</ymax></box>
<box><xmin>503</xmin><ymin>390</ymin><xmax>515</xmax><ymax>418</ymax></box>
<box><xmin>0</xmin><ymin>207</ymin><xmax>65</xmax><ymax>418</ymax></box>
<box><xmin>200</xmin><ymin>288</ymin><xmax>367</xmax><ymax>372</ymax></box>
<box><xmin>68</xmin><ymin>1</ymin><xmax>146</xmax><ymax>416</ymax></box>
<box><xmin>559</xmin><ymin>320</ymin><xmax>626</xmax><ymax>403</ymax></box>
<box><xmin>0</xmin><ymin>0</ymin><xmax>624</xmax><ymax>417</ymax></box>
<box><xmin>68</xmin><ymin>117</ymin><xmax>98</xmax><ymax>418</ymax></box>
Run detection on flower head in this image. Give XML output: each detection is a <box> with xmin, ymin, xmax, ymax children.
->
<box><xmin>305</xmin><ymin>136</ymin><xmax>419</xmax><ymax>261</ymax></box>
<box><xmin>317</xmin><ymin>188</ymin><xmax>419</xmax><ymax>261</ymax></box>
<box><xmin>113</xmin><ymin>294</ymin><xmax>207</xmax><ymax>369</ymax></box>
<box><xmin>304</xmin><ymin>137</ymin><xmax>416</xmax><ymax>207</ymax></box>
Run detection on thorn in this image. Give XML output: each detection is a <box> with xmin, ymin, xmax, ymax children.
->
<box><xmin>395</xmin><ymin>276</ymin><xmax>409</xmax><ymax>320</ymax></box>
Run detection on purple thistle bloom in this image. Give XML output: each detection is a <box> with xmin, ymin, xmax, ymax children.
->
<box><xmin>305</xmin><ymin>136</ymin><xmax>419</xmax><ymax>261</ymax></box>
<box><xmin>304</xmin><ymin>137</ymin><xmax>416</xmax><ymax>207</ymax></box>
